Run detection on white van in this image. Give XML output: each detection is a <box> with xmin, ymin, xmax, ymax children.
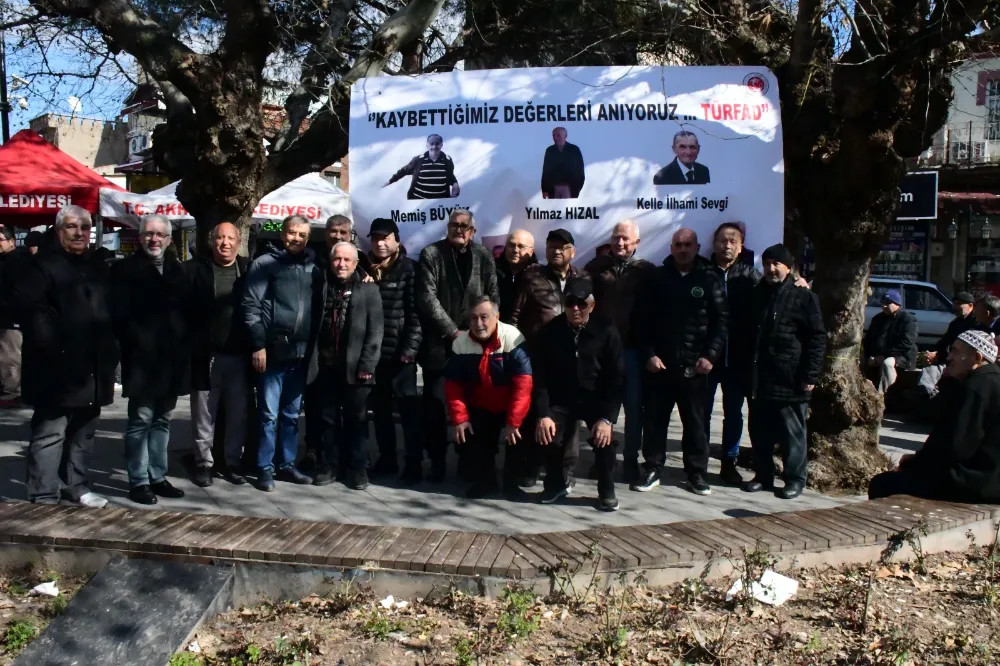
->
<box><xmin>865</xmin><ymin>277</ymin><xmax>954</xmax><ymax>347</ymax></box>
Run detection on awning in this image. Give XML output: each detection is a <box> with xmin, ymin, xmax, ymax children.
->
<box><xmin>938</xmin><ymin>191</ymin><xmax>1000</xmax><ymax>213</ymax></box>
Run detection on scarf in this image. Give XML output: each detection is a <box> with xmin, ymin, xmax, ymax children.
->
<box><xmin>367</xmin><ymin>249</ymin><xmax>399</xmax><ymax>282</ymax></box>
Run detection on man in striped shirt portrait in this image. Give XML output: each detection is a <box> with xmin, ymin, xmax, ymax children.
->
<box><xmin>384</xmin><ymin>134</ymin><xmax>461</xmax><ymax>200</ymax></box>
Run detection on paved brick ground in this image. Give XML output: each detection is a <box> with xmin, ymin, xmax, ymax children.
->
<box><xmin>0</xmin><ymin>391</ymin><xmax>927</xmax><ymax>534</ymax></box>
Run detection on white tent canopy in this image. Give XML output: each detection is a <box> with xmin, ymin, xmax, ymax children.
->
<box><xmin>99</xmin><ymin>172</ymin><xmax>352</xmax><ymax>229</ymax></box>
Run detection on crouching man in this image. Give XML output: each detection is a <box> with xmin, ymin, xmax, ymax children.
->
<box><xmin>533</xmin><ymin>277</ymin><xmax>624</xmax><ymax>511</ymax></box>
<box><xmin>869</xmin><ymin>330</ymin><xmax>1000</xmax><ymax>503</ymax></box>
<box><xmin>444</xmin><ymin>295</ymin><xmax>532</xmax><ymax>499</ymax></box>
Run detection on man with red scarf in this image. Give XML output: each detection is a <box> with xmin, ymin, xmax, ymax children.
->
<box><xmin>444</xmin><ymin>294</ymin><xmax>533</xmax><ymax>499</ymax></box>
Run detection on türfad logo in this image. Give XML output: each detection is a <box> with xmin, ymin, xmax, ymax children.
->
<box><xmin>743</xmin><ymin>73</ymin><xmax>769</xmax><ymax>95</ymax></box>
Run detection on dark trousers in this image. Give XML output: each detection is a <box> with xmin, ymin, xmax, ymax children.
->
<box><xmin>748</xmin><ymin>399</ymin><xmax>808</xmax><ymax>485</ymax></box>
<box><xmin>27</xmin><ymin>406</ymin><xmax>100</xmax><ymax>504</ymax></box>
<box><xmin>466</xmin><ymin>408</ymin><xmax>510</xmax><ymax>485</ymax></box>
<box><xmin>542</xmin><ymin>407</ymin><xmax>616</xmax><ymax>497</ymax></box>
<box><xmin>642</xmin><ymin>372</ymin><xmax>709</xmax><ymax>476</ymax></box>
<box><xmin>510</xmin><ymin>405</ymin><xmax>541</xmax><ymax>480</ymax></box>
<box><xmin>371</xmin><ymin>361</ymin><xmax>422</xmax><ymax>467</ymax></box>
<box><xmin>704</xmin><ymin>366</ymin><xmax>747</xmax><ymax>460</ymax></box>
<box><xmin>868</xmin><ymin>466</ymin><xmax>961</xmax><ymax>501</ymax></box>
<box><xmin>421</xmin><ymin>369</ymin><xmax>449</xmax><ymax>463</ymax></box>
<box><xmin>316</xmin><ymin>366</ymin><xmax>372</xmax><ymax>473</ymax></box>
<box><xmin>304</xmin><ymin>379</ymin><xmax>323</xmax><ymax>457</ymax></box>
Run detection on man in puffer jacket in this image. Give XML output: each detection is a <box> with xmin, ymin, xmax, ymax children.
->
<box><xmin>242</xmin><ymin>215</ymin><xmax>324</xmax><ymax>491</ymax></box>
<box><xmin>362</xmin><ymin>218</ymin><xmax>424</xmax><ymax>484</ymax></box>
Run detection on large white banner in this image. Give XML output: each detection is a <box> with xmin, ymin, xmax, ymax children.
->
<box><xmin>349</xmin><ymin>66</ymin><xmax>784</xmax><ymax>261</ymax></box>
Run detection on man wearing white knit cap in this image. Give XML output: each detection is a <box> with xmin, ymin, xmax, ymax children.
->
<box><xmin>869</xmin><ymin>329</ymin><xmax>1000</xmax><ymax>503</ymax></box>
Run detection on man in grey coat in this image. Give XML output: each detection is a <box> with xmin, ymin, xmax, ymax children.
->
<box><xmin>308</xmin><ymin>242</ymin><xmax>384</xmax><ymax>490</ymax></box>
<box><xmin>242</xmin><ymin>215</ymin><xmax>324</xmax><ymax>492</ymax></box>
<box><xmin>416</xmin><ymin>209</ymin><xmax>500</xmax><ymax>482</ymax></box>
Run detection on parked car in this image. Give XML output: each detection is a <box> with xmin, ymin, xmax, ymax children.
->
<box><xmin>865</xmin><ymin>277</ymin><xmax>953</xmax><ymax>348</ymax></box>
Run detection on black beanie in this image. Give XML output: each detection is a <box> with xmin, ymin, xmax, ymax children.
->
<box><xmin>762</xmin><ymin>243</ymin><xmax>794</xmax><ymax>268</ymax></box>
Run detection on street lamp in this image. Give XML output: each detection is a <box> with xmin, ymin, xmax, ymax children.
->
<box><xmin>948</xmin><ymin>219</ymin><xmax>959</xmax><ymax>239</ymax></box>
<box><xmin>981</xmin><ymin>218</ymin><xmax>993</xmax><ymax>240</ymax></box>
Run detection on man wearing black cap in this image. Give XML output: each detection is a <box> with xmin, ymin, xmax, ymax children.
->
<box><xmin>863</xmin><ymin>288</ymin><xmax>918</xmax><ymax>394</ymax></box>
<box><xmin>533</xmin><ymin>277</ymin><xmax>624</xmax><ymax>511</ymax></box>
<box><xmin>918</xmin><ymin>291</ymin><xmax>978</xmax><ymax>397</ymax></box>
<box><xmin>510</xmin><ymin>228</ymin><xmax>587</xmax><ymax>487</ymax></box>
<box><xmin>744</xmin><ymin>244</ymin><xmax>826</xmax><ymax>499</ymax></box>
<box><xmin>363</xmin><ymin>218</ymin><xmax>423</xmax><ymax>484</ymax></box>
<box><xmin>634</xmin><ymin>228</ymin><xmax>728</xmax><ymax>496</ymax></box>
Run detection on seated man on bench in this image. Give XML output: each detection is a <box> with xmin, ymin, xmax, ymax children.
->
<box><xmin>869</xmin><ymin>330</ymin><xmax>1000</xmax><ymax>503</ymax></box>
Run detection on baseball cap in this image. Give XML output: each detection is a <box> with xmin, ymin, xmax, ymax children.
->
<box><xmin>546</xmin><ymin>229</ymin><xmax>575</xmax><ymax>246</ymax></box>
<box><xmin>564</xmin><ymin>276</ymin><xmax>593</xmax><ymax>301</ymax></box>
<box><xmin>954</xmin><ymin>291</ymin><xmax>975</xmax><ymax>305</ymax></box>
<box><xmin>368</xmin><ymin>218</ymin><xmax>399</xmax><ymax>237</ymax></box>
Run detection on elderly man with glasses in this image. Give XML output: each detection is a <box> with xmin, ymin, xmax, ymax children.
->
<box><xmin>110</xmin><ymin>214</ymin><xmax>191</xmax><ymax>505</ymax></box>
<box><xmin>416</xmin><ymin>209</ymin><xmax>499</xmax><ymax>482</ymax></box>
<box><xmin>11</xmin><ymin>206</ymin><xmax>120</xmax><ymax>507</ymax></box>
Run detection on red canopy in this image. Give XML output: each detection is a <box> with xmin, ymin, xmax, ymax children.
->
<box><xmin>0</xmin><ymin>129</ymin><xmax>126</xmax><ymax>227</ymax></box>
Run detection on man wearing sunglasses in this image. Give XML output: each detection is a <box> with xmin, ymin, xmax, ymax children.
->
<box><xmin>533</xmin><ymin>278</ymin><xmax>624</xmax><ymax>511</ymax></box>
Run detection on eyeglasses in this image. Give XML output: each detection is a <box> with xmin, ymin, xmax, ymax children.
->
<box><xmin>142</xmin><ymin>232</ymin><xmax>169</xmax><ymax>240</ymax></box>
<box><xmin>565</xmin><ymin>296</ymin><xmax>589</xmax><ymax>309</ymax></box>
<box><xmin>506</xmin><ymin>243</ymin><xmax>532</xmax><ymax>252</ymax></box>
<box><xmin>547</xmin><ymin>244</ymin><xmax>572</xmax><ymax>254</ymax></box>
<box><xmin>448</xmin><ymin>223</ymin><xmax>474</xmax><ymax>233</ymax></box>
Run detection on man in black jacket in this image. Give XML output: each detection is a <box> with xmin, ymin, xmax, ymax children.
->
<box><xmin>12</xmin><ymin>206</ymin><xmax>119</xmax><ymax>507</ymax></box>
<box><xmin>863</xmin><ymin>289</ymin><xmax>918</xmax><ymax>394</ymax></box>
<box><xmin>308</xmin><ymin>241</ymin><xmax>384</xmax><ymax>490</ymax></box>
<box><xmin>0</xmin><ymin>226</ymin><xmax>28</xmax><ymax>406</ymax></box>
<box><xmin>744</xmin><ymin>244</ymin><xmax>826</xmax><ymax>500</ymax></box>
<box><xmin>869</xmin><ymin>329</ymin><xmax>1000</xmax><ymax>503</ymax></box>
<box><xmin>363</xmin><ymin>218</ymin><xmax>423</xmax><ymax>484</ymax></box>
<box><xmin>534</xmin><ymin>278</ymin><xmax>624</xmax><ymax>511</ymax></box>
<box><xmin>111</xmin><ymin>214</ymin><xmax>190</xmax><ymax>505</ymax></box>
<box><xmin>186</xmin><ymin>222</ymin><xmax>251</xmax><ymax>487</ymax></box>
<box><xmin>494</xmin><ymin>229</ymin><xmax>536</xmax><ymax>324</ymax></box>
<box><xmin>918</xmin><ymin>291</ymin><xmax>977</xmax><ymax>397</ymax></box>
<box><xmin>634</xmin><ymin>228</ymin><xmax>728</xmax><ymax>495</ymax></box>
<box><xmin>416</xmin><ymin>209</ymin><xmax>499</xmax><ymax>481</ymax></box>
<box><xmin>540</xmin><ymin>127</ymin><xmax>585</xmax><ymax>198</ymax></box>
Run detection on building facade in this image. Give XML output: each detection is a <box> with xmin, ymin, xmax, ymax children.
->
<box><xmin>28</xmin><ymin>114</ymin><xmax>128</xmax><ymax>183</ymax></box>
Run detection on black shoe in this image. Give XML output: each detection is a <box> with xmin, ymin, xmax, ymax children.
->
<box><xmin>276</xmin><ymin>467</ymin><xmax>313</xmax><ymax>485</ymax></box>
<box><xmin>151</xmin><ymin>479</ymin><xmax>185</xmax><ymax>499</ymax></box>
<box><xmin>779</xmin><ymin>482</ymin><xmax>804</xmax><ymax>500</ymax></box>
<box><xmin>347</xmin><ymin>469</ymin><xmax>370</xmax><ymax>491</ymax></box>
<box><xmin>623</xmin><ymin>459</ymin><xmax>640</xmax><ymax>484</ymax></box>
<box><xmin>630</xmin><ymin>469</ymin><xmax>660</xmax><ymax>492</ymax></box>
<box><xmin>223</xmin><ymin>466</ymin><xmax>247</xmax><ymax>485</ymax></box>
<box><xmin>743</xmin><ymin>477</ymin><xmax>774</xmax><ymax>493</ymax></box>
<box><xmin>312</xmin><ymin>466</ymin><xmax>336</xmax><ymax>486</ymax></box>
<box><xmin>597</xmin><ymin>494</ymin><xmax>619</xmax><ymax>512</ymax></box>
<box><xmin>257</xmin><ymin>468</ymin><xmax>275</xmax><ymax>492</ymax></box>
<box><xmin>429</xmin><ymin>459</ymin><xmax>447</xmax><ymax>484</ymax></box>
<box><xmin>129</xmin><ymin>485</ymin><xmax>157</xmax><ymax>505</ymax></box>
<box><xmin>720</xmin><ymin>459</ymin><xmax>744</xmax><ymax>487</ymax></box>
<box><xmin>369</xmin><ymin>456</ymin><xmax>399</xmax><ymax>478</ymax></box>
<box><xmin>400</xmin><ymin>464</ymin><xmax>422</xmax><ymax>486</ymax></box>
<box><xmin>191</xmin><ymin>466</ymin><xmax>213</xmax><ymax>488</ymax></box>
<box><xmin>540</xmin><ymin>485</ymin><xmax>572</xmax><ymax>504</ymax></box>
<box><xmin>517</xmin><ymin>475</ymin><xmax>538</xmax><ymax>489</ymax></box>
<box><xmin>687</xmin><ymin>474</ymin><xmax>711</xmax><ymax>496</ymax></box>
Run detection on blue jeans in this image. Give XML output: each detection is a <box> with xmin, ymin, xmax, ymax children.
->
<box><xmin>622</xmin><ymin>348</ymin><xmax>644</xmax><ymax>463</ymax></box>
<box><xmin>257</xmin><ymin>361</ymin><xmax>306</xmax><ymax>473</ymax></box>
<box><xmin>125</xmin><ymin>396</ymin><xmax>177</xmax><ymax>488</ymax></box>
<box><xmin>704</xmin><ymin>366</ymin><xmax>746</xmax><ymax>460</ymax></box>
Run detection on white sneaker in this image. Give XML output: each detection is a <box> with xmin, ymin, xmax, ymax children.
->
<box><xmin>76</xmin><ymin>492</ymin><xmax>108</xmax><ymax>509</ymax></box>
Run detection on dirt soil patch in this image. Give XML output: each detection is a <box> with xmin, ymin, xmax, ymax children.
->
<box><xmin>182</xmin><ymin>535</ymin><xmax>1000</xmax><ymax>666</ymax></box>
<box><xmin>0</xmin><ymin>565</ymin><xmax>88</xmax><ymax>664</ymax></box>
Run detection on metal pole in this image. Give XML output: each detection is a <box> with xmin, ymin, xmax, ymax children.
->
<box><xmin>0</xmin><ymin>31</ymin><xmax>10</xmax><ymax>143</ymax></box>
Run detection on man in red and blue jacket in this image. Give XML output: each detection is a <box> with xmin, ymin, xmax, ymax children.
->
<box><xmin>445</xmin><ymin>294</ymin><xmax>532</xmax><ymax>499</ymax></box>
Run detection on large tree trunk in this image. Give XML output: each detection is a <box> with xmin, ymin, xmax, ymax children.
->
<box><xmin>806</xmin><ymin>244</ymin><xmax>892</xmax><ymax>492</ymax></box>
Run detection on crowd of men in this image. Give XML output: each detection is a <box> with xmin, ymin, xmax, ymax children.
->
<box><xmin>3</xmin><ymin>203</ymin><xmax>999</xmax><ymax>512</ymax></box>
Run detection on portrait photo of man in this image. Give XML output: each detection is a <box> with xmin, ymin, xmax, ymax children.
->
<box><xmin>541</xmin><ymin>127</ymin><xmax>586</xmax><ymax>199</ymax></box>
<box><xmin>383</xmin><ymin>134</ymin><xmax>460</xmax><ymax>200</ymax></box>
<box><xmin>653</xmin><ymin>130</ymin><xmax>711</xmax><ymax>185</ymax></box>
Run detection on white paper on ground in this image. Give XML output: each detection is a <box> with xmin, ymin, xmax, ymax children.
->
<box><xmin>725</xmin><ymin>570</ymin><xmax>798</xmax><ymax>606</ymax></box>
<box><xmin>30</xmin><ymin>581</ymin><xmax>59</xmax><ymax>597</ymax></box>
